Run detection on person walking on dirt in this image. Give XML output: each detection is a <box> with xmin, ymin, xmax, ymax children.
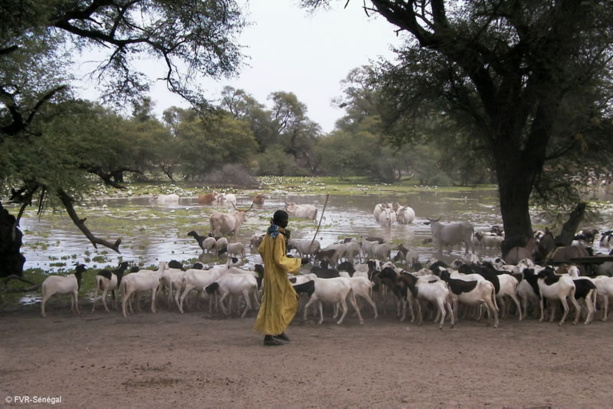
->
<box><xmin>254</xmin><ymin>210</ymin><xmax>307</xmax><ymax>346</ymax></box>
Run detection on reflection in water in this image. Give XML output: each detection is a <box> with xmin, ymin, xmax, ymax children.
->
<box><xmin>12</xmin><ymin>187</ymin><xmax>613</xmax><ymax>273</ymax></box>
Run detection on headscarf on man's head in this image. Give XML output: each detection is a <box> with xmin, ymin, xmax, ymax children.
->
<box><xmin>268</xmin><ymin>210</ymin><xmax>289</xmax><ymax>238</ymax></box>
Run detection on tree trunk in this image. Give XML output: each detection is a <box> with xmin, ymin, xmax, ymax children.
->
<box><xmin>555</xmin><ymin>202</ymin><xmax>586</xmax><ymax>246</ymax></box>
<box><xmin>0</xmin><ymin>202</ymin><xmax>26</xmax><ymax>277</ymax></box>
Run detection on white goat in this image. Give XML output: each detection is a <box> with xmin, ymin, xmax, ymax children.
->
<box><xmin>121</xmin><ymin>261</ymin><xmax>167</xmax><ymax>317</ymax></box>
<box><xmin>41</xmin><ymin>263</ymin><xmax>87</xmax><ymax>317</ymax></box>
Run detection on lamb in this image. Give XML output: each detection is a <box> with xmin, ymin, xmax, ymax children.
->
<box><xmin>120</xmin><ymin>261</ymin><xmax>168</xmax><ymax>317</ymax></box>
<box><xmin>92</xmin><ymin>261</ymin><xmax>129</xmax><ymax>312</ymax></box>
<box><xmin>41</xmin><ymin>263</ymin><xmax>87</xmax><ymax>317</ymax></box>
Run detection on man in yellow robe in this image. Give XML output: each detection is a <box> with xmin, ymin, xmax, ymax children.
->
<box><xmin>254</xmin><ymin>210</ymin><xmax>304</xmax><ymax>346</ymax></box>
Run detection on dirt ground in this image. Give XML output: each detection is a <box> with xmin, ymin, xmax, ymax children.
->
<box><xmin>1</xmin><ymin>298</ymin><xmax>611</xmax><ymax>409</ymax></box>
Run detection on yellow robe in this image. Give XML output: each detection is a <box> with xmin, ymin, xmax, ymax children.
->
<box><xmin>254</xmin><ymin>229</ymin><xmax>301</xmax><ymax>335</ymax></box>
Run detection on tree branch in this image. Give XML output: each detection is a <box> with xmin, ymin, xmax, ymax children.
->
<box><xmin>57</xmin><ymin>189</ymin><xmax>122</xmax><ymax>253</ymax></box>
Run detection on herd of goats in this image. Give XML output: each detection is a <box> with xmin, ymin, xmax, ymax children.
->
<box><xmin>36</xmin><ymin>195</ymin><xmax>613</xmax><ymax>330</ymax></box>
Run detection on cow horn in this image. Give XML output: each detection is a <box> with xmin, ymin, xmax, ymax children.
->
<box><xmin>233</xmin><ymin>202</ymin><xmax>254</xmax><ymax>213</ymax></box>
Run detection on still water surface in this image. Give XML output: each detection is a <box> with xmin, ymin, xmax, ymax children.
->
<box><xmin>14</xmin><ymin>187</ymin><xmax>613</xmax><ymax>273</ymax></box>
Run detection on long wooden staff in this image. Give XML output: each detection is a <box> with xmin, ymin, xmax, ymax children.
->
<box><xmin>309</xmin><ymin>193</ymin><xmax>330</xmax><ymax>253</ymax></box>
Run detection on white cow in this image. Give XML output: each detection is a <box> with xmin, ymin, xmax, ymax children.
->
<box><xmin>396</xmin><ymin>206</ymin><xmax>415</xmax><ymax>224</ymax></box>
<box><xmin>209</xmin><ymin>204</ymin><xmax>252</xmax><ymax>237</ymax></box>
<box><xmin>428</xmin><ymin>218</ymin><xmax>474</xmax><ymax>255</ymax></box>
<box><xmin>285</xmin><ymin>202</ymin><xmax>318</xmax><ymax>220</ymax></box>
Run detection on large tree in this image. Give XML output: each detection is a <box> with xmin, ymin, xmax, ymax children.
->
<box><xmin>0</xmin><ymin>0</ymin><xmax>245</xmax><ymax>274</ymax></box>
<box><xmin>304</xmin><ymin>0</ymin><xmax>613</xmax><ymax>253</ymax></box>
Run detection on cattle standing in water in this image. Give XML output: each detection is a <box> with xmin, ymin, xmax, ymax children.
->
<box><xmin>428</xmin><ymin>218</ymin><xmax>475</xmax><ymax>256</ymax></box>
<box><xmin>285</xmin><ymin>202</ymin><xmax>318</xmax><ymax>221</ymax></box>
<box><xmin>209</xmin><ymin>204</ymin><xmax>253</xmax><ymax>237</ymax></box>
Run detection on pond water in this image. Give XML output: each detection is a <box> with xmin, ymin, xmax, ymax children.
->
<box><xmin>13</xmin><ymin>185</ymin><xmax>613</xmax><ymax>273</ymax></box>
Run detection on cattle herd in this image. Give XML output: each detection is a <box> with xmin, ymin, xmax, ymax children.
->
<box><xmin>38</xmin><ymin>195</ymin><xmax>613</xmax><ymax>330</ymax></box>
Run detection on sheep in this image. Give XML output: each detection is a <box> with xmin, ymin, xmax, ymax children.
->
<box><xmin>393</xmin><ymin>244</ymin><xmax>419</xmax><ymax>269</ymax></box>
<box><xmin>249</xmin><ymin>233</ymin><xmax>265</xmax><ymax>251</ymax></box>
<box><xmin>313</xmin><ymin>247</ymin><xmax>343</xmax><ymax>266</ymax></box>
<box><xmin>92</xmin><ymin>261</ymin><xmax>129</xmax><ymax>312</ymax></box>
<box><xmin>342</xmin><ymin>240</ymin><xmax>362</xmax><ymax>264</ymax></box>
<box><xmin>205</xmin><ymin>267</ymin><xmax>263</xmax><ymax>317</ymax></box>
<box><xmin>214</xmin><ymin>237</ymin><xmax>229</xmax><ymax>257</ymax></box>
<box><xmin>557</xmin><ymin>264</ymin><xmax>597</xmax><ymax>324</ymax></box>
<box><xmin>310</xmin><ymin>260</ymin><xmax>340</xmax><ymax>279</ymax></box>
<box><xmin>599</xmin><ymin>230</ymin><xmax>612</xmax><ymax>250</ymax></box>
<box><xmin>339</xmin><ymin>275</ymin><xmax>378</xmax><ymax>319</ymax></box>
<box><xmin>120</xmin><ymin>261</ymin><xmax>167</xmax><ymax>317</ymax></box>
<box><xmin>187</xmin><ymin>230</ymin><xmax>216</xmax><ymax>256</ymax></box>
<box><xmin>379</xmin><ymin>267</ymin><xmax>453</xmax><ymax>329</ymax></box>
<box><xmin>41</xmin><ymin>263</ymin><xmax>87</xmax><ymax>317</ymax></box>
<box><xmin>218</xmin><ymin>241</ymin><xmax>246</xmax><ymax>259</ymax></box>
<box><xmin>474</xmin><ymin>232</ymin><xmax>504</xmax><ymax>252</ymax></box>
<box><xmin>159</xmin><ymin>264</ymin><xmax>187</xmax><ymax>310</ymax></box>
<box><xmin>302</xmin><ymin>274</ymin><xmax>364</xmax><ymax>325</ymax></box>
<box><xmin>533</xmin><ymin>266</ymin><xmax>582</xmax><ymax>326</ymax></box>
<box><xmin>178</xmin><ymin>257</ymin><xmax>242</xmax><ymax>313</ymax></box>
<box><xmin>364</xmin><ymin>241</ymin><xmax>391</xmax><ymax>261</ymax></box>
<box><xmin>288</xmin><ymin>238</ymin><xmax>321</xmax><ymax>259</ymax></box>
<box><xmin>492</xmin><ymin>271</ymin><xmax>523</xmax><ymax>320</ymax></box>
<box><xmin>593</xmin><ymin>275</ymin><xmax>613</xmax><ymax>320</ymax></box>
<box><xmin>438</xmin><ymin>268</ymin><xmax>499</xmax><ymax>328</ymax></box>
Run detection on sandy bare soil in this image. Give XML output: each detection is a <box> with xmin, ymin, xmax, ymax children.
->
<box><xmin>1</xmin><ymin>298</ymin><xmax>611</xmax><ymax>409</ymax></box>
